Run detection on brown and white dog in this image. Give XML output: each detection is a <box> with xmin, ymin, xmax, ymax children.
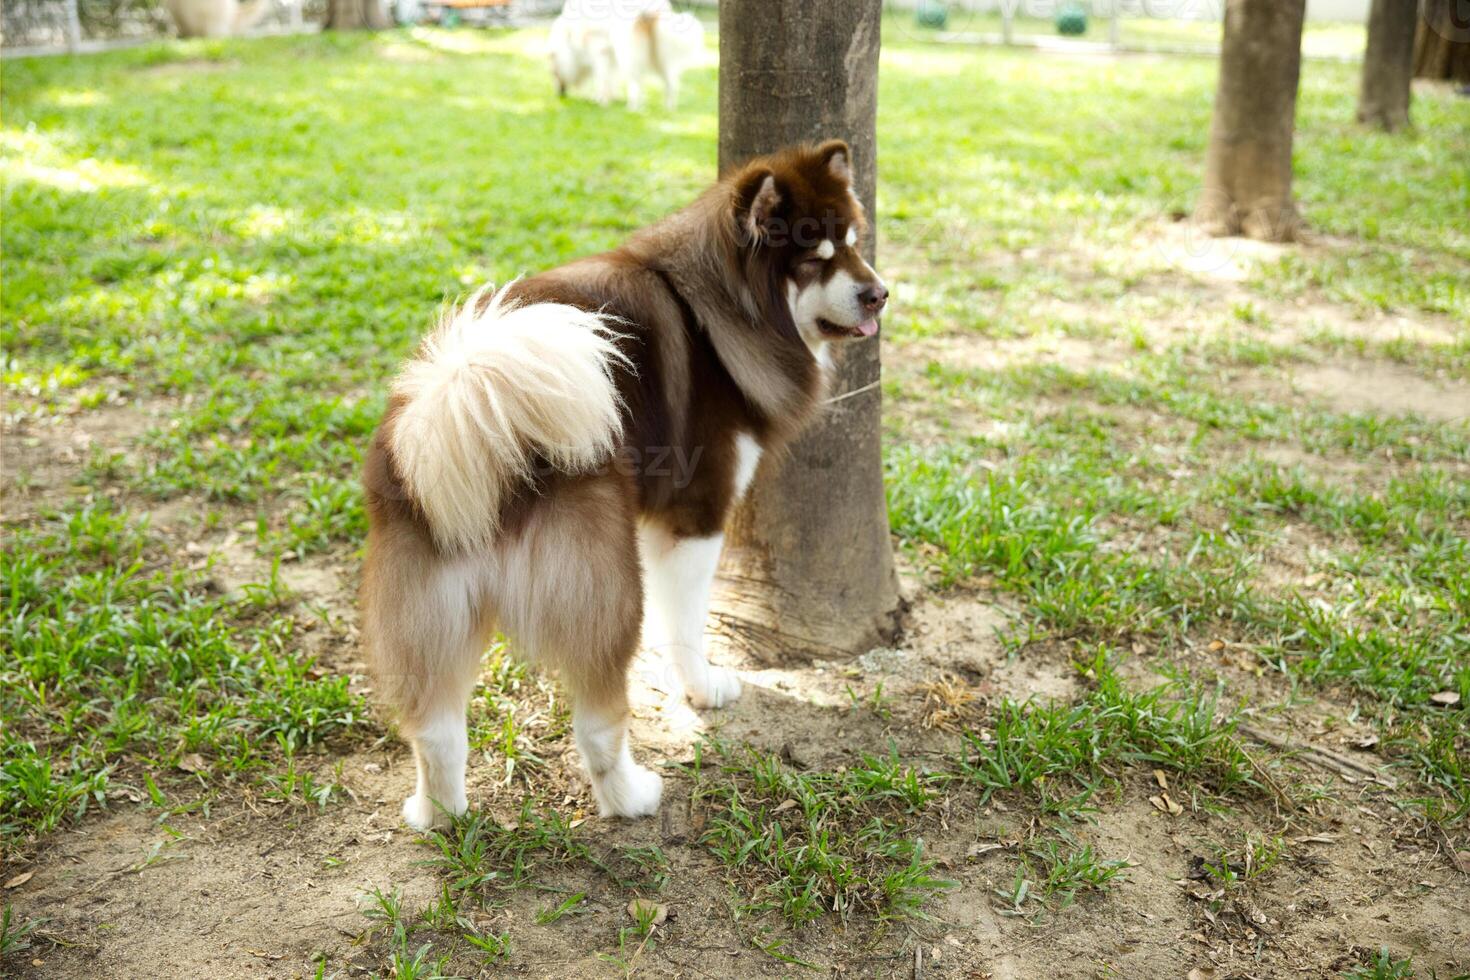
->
<box><xmin>361</xmin><ymin>141</ymin><xmax>888</xmax><ymax>830</ymax></box>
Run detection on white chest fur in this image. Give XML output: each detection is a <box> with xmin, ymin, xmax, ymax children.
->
<box><xmin>732</xmin><ymin>432</ymin><xmax>763</xmax><ymax>500</ymax></box>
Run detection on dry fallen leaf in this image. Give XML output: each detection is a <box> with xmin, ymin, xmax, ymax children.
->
<box><xmin>4</xmin><ymin>871</ymin><xmax>36</xmax><ymax>889</ymax></box>
<box><xmin>1153</xmin><ymin>769</ymin><xmax>1169</xmax><ymax>791</ymax></box>
<box><xmin>626</xmin><ymin>898</ymin><xmax>668</xmax><ymax>927</ymax></box>
<box><xmin>1429</xmin><ymin>691</ymin><xmax>1461</xmax><ymax>707</ymax></box>
<box><xmin>1207</xmin><ymin>640</ymin><xmax>1225</xmax><ymax>652</ymax></box>
<box><xmin>1453</xmin><ymin>852</ymin><xmax>1470</xmax><ymax>875</ymax></box>
<box><xmin>568</xmin><ymin>818</ymin><xmax>586</xmax><ymax>830</ymax></box>
<box><xmin>1150</xmin><ymin>794</ymin><xmax>1184</xmax><ymax>816</ymax></box>
<box><xmin>772</xmin><ymin>799</ymin><xmax>799</xmax><ymax>814</ymax></box>
<box><xmin>1187</xmin><ymin>968</ymin><xmax>1218</xmax><ymax>980</ymax></box>
<box><xmin>177</xmin><ymin>753</ymin><xmax>207</xmax><ymax>774</ymax></box>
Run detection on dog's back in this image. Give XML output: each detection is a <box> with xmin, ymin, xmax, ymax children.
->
<box><xmin>643</xmin><ymin>10</ymin><xmax>702</xmax><ymax>78</ymax></box>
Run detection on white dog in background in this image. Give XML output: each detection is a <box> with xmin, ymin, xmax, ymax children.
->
<box><xmin>548</xmin><ymin>0</ymin><xmax>705</xmax><ymax>110</ymax></box>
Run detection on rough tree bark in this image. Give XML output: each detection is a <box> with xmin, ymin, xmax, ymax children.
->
<box><xmin>714</xmin><ymin>0</ymin><xmax>903</xmax><ymax>662</ymax></box>
<box><xmin>1357</xmin><ymin>0</ymin><xmax>1419</xmax><ymax>130</ymax></box>
<box><xmin>1413</xmin><ymin>0</ymin><xmax>1470</xmax><ymax>82</ymax></box>
<box><xmin>1195</xmin><ymin>0</ymin><xmax>1307</xmax><ymax>242</ymax></box>
<box><xmin>324</xmin><ymin>0</ymin><xmax>390</xmax><ymax>31</ymax></box>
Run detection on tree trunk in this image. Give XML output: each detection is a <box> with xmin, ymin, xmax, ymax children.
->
<box><xmin>324</xmin><ymin>0</ymin><xmax>390</xmax><ymax>31</ymax></box>
<box><xmin>1413</xmin><ymin>0</ymin><xmax>1470</xmax><ymax>82</ymax></box>
<box><xmin>1357</xmin><ymin>0</ymin><xmax>1418</xmax><ymax>130</ymax></box>
<box><xmin>1195</xmin><ymin>0</ymin><xmax>1307</xmax><ymax>242</ymax></box>
<box><xmin>714</xmin><ymin>0</ymin><xmax>903</xmax><ymax>663</ymax></box>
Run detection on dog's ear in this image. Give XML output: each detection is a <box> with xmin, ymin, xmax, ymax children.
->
<box><xmin>816</xmin><ymin>140</ymin><xmax>852</xmax><ymax>184</ymax></box>
<box><xmin>733</xmin><ymin>168</ymin><xmax>783</xmax><ymax>244</ymax></box>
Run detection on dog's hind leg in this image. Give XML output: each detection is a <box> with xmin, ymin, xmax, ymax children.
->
<box><xmin>611</xmin><ymin>27</ymin><xmax>644</xmax><ymax>111</ymax></box>
<box><xmin>493</xmin><ymin>473</ymin><xmax>662</xmax><ymax>818</ymax></box>
<box><xmin>590</xmin><ymin>45</ymin><xmax>615</xmax><ymax>107</ymax></box>
<box><xmin>566</xmin><ymin>654</ymin><xmax>662</xmax><ymax>817</ymax></box>
<box><xmin>362</xmin><ymin>525</ymin><xmax>492</xmax><ymax>831</ymax></box>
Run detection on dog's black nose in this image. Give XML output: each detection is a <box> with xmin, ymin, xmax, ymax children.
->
<box><xmin>859</xmin><ymin>284</ymin><xmax>889</xmax><ymax>314</ymax></box>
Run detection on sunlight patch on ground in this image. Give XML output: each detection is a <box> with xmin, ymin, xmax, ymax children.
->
<box><xmin>1286</xmin><ymin>362</ymin><xmax>1470</xmax><ymax>422</ymax></box>
<box><xmin>236</xmin><ymin>204</ymin><xmax>296</xmax><ymax>240</ymax></box>
<box><xmin>49</xmin><ymin>88</ymin><xmax>111</xmax><ymax>108</ymax></box>
<box><xmin>1147</xmin><ymin>218</ymin><xmax>1293</xmax><ymax>283</ymax></box>
<box><xmin>5</xmin><ymin>156</ymin><xmax>148</xmax><ymax>193</ymax></box>
<box><xmin>1</xmin><ymin>135</ymin><xmax>152</xmax><ymax>193</ymax></box>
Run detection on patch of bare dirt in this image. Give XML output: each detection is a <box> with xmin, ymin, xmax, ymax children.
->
<box><xmin>1</xmin><ymin>401</ymin><xmax>161</xmax><ymax>522</ymax></box>
<box><xmin>1285</xmin><ymin>362</ymin><xmax>1470</xmax><ymax>422</ymax></box>
<box><xmin>901</xmin><ymin>331</ymin><xmax>1128</xmax><ymax>376</ymax></box>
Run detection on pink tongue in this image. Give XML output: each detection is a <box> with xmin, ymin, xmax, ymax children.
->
<box><xmin>855</xmin><ymin>318</ymin><xmax>880</xmax><ymax>337</ymax></box>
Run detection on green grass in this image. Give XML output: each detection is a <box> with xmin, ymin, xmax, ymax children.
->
<box><xmin>1343</xmin><ymin>948</ymin><xmax>1416</xmax><ymax>980</ymax></box>
<box><xmin>418</xmin><ymin>801</ymin><xmax>667</xmax><ymax>897</ymax></box>
<box><xmin>1</xmin><ymin>502</ymin><xmax>363</xmax><ymax>841</ymax></box>
<box><xmin>1025</xmin><ymin>838</ymin><xmax>1130</xmax><ymax>908</ymax></box>
<box><xmin>959</xmin><ymin>669</ymin><xmax>1258</xmax><ymax>811</ymax></box>
<box><xmin>0</xmin><ymin>903</ymin><xmax>44</xmax><ymax>960</ymax></box>
<box><xmin>685</xmin><ymin>737</ymin><xmax>956</xmax><ymax>926</ymax></box>
<box><xmin>1199</xmin><ymin>830</ymin><xmax>1286</xmax><ymax>892</ymax></box>
<box><xmin>344</xmin><ymin>802</ymin><xmax>667</xmax><ymax>973</ymax></box>
<box><xmin>359</xmin><ymin>884</ymin><xmax>509</xmax><ymax>978</ymax></box>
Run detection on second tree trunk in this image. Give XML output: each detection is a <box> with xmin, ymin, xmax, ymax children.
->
<box><xmin>1196</xmin><ymin>0</ymin><xmax>1307</xmax><ymax>242</ymax></box>
<box><xmin>1358</xmin><ymin>0</ymin><xmax>1419</xmax><ymax>131</ymax></box>
<box><xmin>324</xmin><ymin>0</ymin><xmax>390</xmax><ymax>30</ymax></box>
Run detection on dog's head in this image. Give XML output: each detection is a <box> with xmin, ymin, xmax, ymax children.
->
<box><xmin>728</xmin><ymin>140</ymin><xmax>889</xmax><ymax>350</ymax></box>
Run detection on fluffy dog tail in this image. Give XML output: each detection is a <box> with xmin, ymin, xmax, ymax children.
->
<box><xmin>388</xmin><ymin>286</ymin><xmax>630</xmax><ymax>554</ymax></box>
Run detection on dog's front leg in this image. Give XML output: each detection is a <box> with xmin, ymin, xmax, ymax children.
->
<box><xmin>641</xmin><ymin>528</ymin><xmax>742</xmax><ymax>709</ymax></box>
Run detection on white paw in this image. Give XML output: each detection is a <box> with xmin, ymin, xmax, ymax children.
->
<box><xmin>401</xmin><ymin>792</ymin><xmax>465</xmax><ymax>832</ymax></box>
<box><xmin>592</xmin><ymin>763</ymin><xmax>663</xmax><ymax>819</ymax></box>
<box><xmin>688</xmin><ymin>666</ymin><xmax>742</xmax><ymax>709</ymax></box>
